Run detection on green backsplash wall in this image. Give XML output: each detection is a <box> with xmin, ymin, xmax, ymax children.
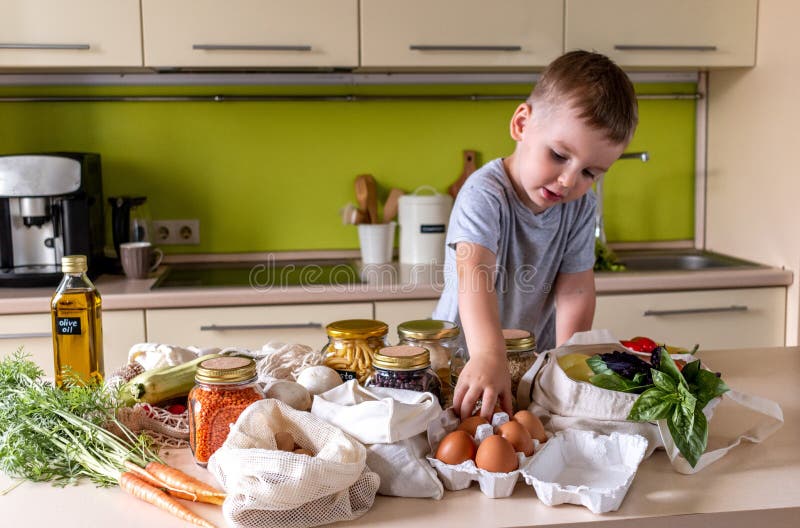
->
<box><xmin>0</xmin><ymin>82</ymin><xmax>695</xmax><ymax>253</ymax></box>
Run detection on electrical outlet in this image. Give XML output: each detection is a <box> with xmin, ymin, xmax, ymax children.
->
<box><xmin>152</xmin><ymin>219</ymin><xmax>200</xmax><ymax>245</ymax></box>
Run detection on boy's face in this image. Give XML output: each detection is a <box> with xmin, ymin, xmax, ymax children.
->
<box><xmin>504</xmin><ymin>101</ymin><xmax>627</xmax><ymax>214</ymax></box>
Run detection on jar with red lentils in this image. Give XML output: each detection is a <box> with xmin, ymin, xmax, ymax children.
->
<box><xmin>188</xmin><ymin>356</ymin><xmax>264</xmax><ymax>466</ymax></box>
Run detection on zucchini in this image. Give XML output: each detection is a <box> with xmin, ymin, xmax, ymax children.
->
<box><xmin>117</xmin><ymin>353</ymin><xmax>222</xmax><ymax>407</ymax></box>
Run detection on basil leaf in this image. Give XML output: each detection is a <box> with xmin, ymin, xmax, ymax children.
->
<box><xmin>628</xmin><ymin>387</ymin><xmax>675</xmax><ymax>421</ymax></box>
<box><xmin>681</xmin><ymin>359</ymin><xmax>701</xmax><ymax>384</ymax></box>
<box><xmin>655</xmin><ymin>347</ymin><xmax>687</xmax><ymax>389</ymax></box>
<box><xmin>589</xmin><ymin>373</ymin><xmax>652</xmax><ymax>393</ymax></box>
<box><xmin>652</xmin><ymin>368</ymin><xmax>678</xmax><ymax>393</ymax></box>
<box><xmin>667</xmin><ymin>406</ymin><xmax>708</xmax><ymax>468</ymax></box>
<box><xmin>694</xmin><ymin>369</ymin><xmax>730</xmax><ymax>409</ymax></box>
<box><xmin>677</xmin><ymin>382</ymin><xmax>698</xmax><ymax>416</ymax></box>
<box><xmin>587</xmin><ymin>355</ymin><xmax>613</xmax><ymax>375</ymax></box>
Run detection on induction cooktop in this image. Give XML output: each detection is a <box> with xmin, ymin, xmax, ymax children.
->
<box><xmin>151</xmin><ymin>260</ymin><xmax>362</xmax><ymax>289</ymax></box>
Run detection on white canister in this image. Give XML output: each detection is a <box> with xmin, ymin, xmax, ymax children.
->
<box><xmin>398</xmin><ymin>186</ymin><xmax>453</xmax><ymax>265</ymax></box>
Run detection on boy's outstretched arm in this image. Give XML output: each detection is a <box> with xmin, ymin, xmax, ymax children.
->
<box><xmin>553</xmin><ymin>269</ymin><xmax>596</xmax><ymax>346</ymax></box>
<box><xmin>452</xmin><ymin>242</ymin><xmax>513</xmax><ymax>420</ymax></box>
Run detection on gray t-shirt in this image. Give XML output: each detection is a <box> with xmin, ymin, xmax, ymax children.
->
<box><xmin>432</xmin><ymin>158</ymin><xmax>596</xmax><ymax>353</ymax></box>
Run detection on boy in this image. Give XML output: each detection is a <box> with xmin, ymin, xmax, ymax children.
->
<box><xmin>432</xmin><ymin>50</ymin><xmax>638</xmax><ymax>419</ymax></box>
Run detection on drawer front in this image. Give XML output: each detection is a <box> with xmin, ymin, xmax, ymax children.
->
<box><xmin>374</xmin><ymin>299</ymin><xmax>440</xmax><ymax>343</ymax></box>
<box><xmin>360</xmin><ymin>0</ymin><xmax>563</xmax><ymax>68</ymax></box>
<box><xmin>566</xmin><ymin>0</ymin><xmax>758</xmax><ymax>67</ymax></box>
<box><xmin>0</xmin><ymin>310</ymin><xmax>146</xmax><ymax>378</ymax></box>
<box><xmin>594</xmin><ymin>288</ymin><xmax>786</xmax><ymax>350</ymax></box>
<box><xmin>142</xmin><ymin>0</ymin><xmax>359</xmax><ymax>68</ymax></box>
<box><xmin>0</xmin><ymin>0</ymin><xmax>142</xmax><ymax>67</ymax></box>
<box><xmin>146</xmin><ymin>303</ymin><xmax>374</xmax><ymax>351</ymax></box>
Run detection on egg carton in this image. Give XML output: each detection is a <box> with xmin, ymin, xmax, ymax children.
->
<box><xmin>426</xmin><ymin>410</ymin><xmax>546</xmax><ymax>499</ymax></box>
<box><xmin>520</xmin><ymin>429</ymin><xmax>648</xmax><ymax>513</ymax></box>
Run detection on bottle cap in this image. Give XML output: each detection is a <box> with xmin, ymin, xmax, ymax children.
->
<box><xmin>372</xmin><ymin>345</ymin><xmax>430</xmax><ymax>370</ymax></box>
<box><xmin>502</xmin><ymin>328</ymin><xmax>536</xmax><ymax>352</ymax></box>
<box><xmin>195</xmin><ymin>356</ymin><xmax>257</xmax><ymax>384</ymax></box>
<box><xmin>397</xmin><ymin>319</ymin><xmax>459</xmax><ymax>340</ymax></box>
<box><xmin>326</xmin><ymin>319</ymin><xmax>388</xmax><ymax>339</ymax></box>
<box><xmin>61</xmin><ymin>255</ymin><xmax>88</xmax><ymax>273</ymax></box>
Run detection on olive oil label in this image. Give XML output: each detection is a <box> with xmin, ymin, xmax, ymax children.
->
<box><xmin>56</xmin><ymin>317</ymin><xmax>83</xmax><ymax>335</ymax></box>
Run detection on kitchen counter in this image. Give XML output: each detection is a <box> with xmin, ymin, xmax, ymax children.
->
<box><xmin>0</xmin><ymin>346</ymin><xmax>797</xmax><ymax>527</ymax></box>
<box><xmin>0</xmin><ymin>252</ymin><xmax>793</xmax><ymax>315</ymax></box>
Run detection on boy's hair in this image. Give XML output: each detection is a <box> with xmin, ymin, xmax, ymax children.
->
<box><xmin>529</xmin><ymin>50</ymin><xmax>638</xmax><ymax>144</ymax></box>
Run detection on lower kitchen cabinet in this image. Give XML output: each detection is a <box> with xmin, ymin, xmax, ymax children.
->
<box><xmin>145</xmin><ymin>303</ymin><xmax>373</xmax><ymax>351</ymax></box>
<box><xmin>0</xmin><ymin>310</ymin><xmax>146</xmax><ymax>378</ymax></box>
<box><xmin>374</xmin><ymin>299</ymin><xmax>440</xmax><ymax>343</ymax></box>
<box><xmin>594</xmin><ymin>287</ymin><xmax>786</xmax><ymax>350</ymax></box>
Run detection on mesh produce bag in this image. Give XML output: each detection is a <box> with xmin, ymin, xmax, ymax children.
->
<box><xmin>208</xmin><ymin>399</ymin><xmax>380</xmax><ymax>528</ymax></box>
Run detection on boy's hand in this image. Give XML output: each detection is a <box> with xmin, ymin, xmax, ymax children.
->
<box><xmin>453</xmin><ymin>353</ymin><xmax>513</xmax><ymax>421</ymax></box>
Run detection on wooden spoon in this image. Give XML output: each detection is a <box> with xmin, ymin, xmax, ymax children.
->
<box><xmin>354</xmin><ymin>174</ymin><xmax>379</xmax><ymax>224</ymax></box>
<box><xmin>382</xmin><ymin>188</ymin><xmax>404</xmax><ymax>223</ymax></box>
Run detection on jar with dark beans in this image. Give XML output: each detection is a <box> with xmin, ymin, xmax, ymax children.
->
<box><xmin>366</xmin><ymin>345</ymin><xmax>443</xmax><ymax>405</ymax></box>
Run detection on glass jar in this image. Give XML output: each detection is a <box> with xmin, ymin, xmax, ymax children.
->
<box><xmin>322</xmin><ymin>319</ymin><xmax>389</xmax><ymax>385</ymax></box>
<box><xmin>504</xmin><ymin>328</ymin><xmax>537</xmax><ymax>402</ymax></box>
<box><xmin>366</xmin><ymin>345</ymin><xmax>442</xmax><ymax>405</ymax></box>
<box><xmin>188</xmin><ymin>356</ymin><xmax>264</xmax><ymax>467</ymax></box>
<box><xmin>398</xmin><ymin>319</ymin><xmax>460</xmax><ymax>408</ymax></box>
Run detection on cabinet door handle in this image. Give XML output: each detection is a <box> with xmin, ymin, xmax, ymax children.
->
<box><xmin>643</xmin><ymin>305</ymin><xmax>748</xmax><ymax>317</ymax></box>
<box><xmin>614</xmin><ymin>44</ymin><xmax>717</xmax><ymax>52</ymax></box>
<box><xmin>0</xmin><ymin>43</ymin><xmax>91</xmax><ymax>50</ymax></box>
<box><xmin>200</xmin><ymin>323</ymin><xmax>322</xmax><ymax>332</ymax></box>
<box><xmin>192</xmin><ymin>44</ymin><xmax>312</xmax><ymax>52</ymax></box>
<box><xmin>409</xmin><ymin>44</ymin><xmax>522</xmax><ymax>52</ymax></box>
<box><xmin>0</xmin><ymin>332</ymin><xmax>51</xmax><ymax>340</ymax></box>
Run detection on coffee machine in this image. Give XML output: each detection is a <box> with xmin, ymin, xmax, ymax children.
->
<box><xmin>0</xmin><ymin>153</ymin><xmax>105</xmax><ymax>287</ymax></box>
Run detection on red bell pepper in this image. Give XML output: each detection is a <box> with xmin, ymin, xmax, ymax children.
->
<box><xmin>620</xmin><ymin>336</ymin><xmax>658</xmax><ymax>353</ymax></box>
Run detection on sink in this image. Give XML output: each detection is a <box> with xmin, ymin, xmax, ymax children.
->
<box><xmin>151</xmin><ymin>259</ymin><xmax>362</xmax><ymax>289</ymax></box>
<box><xmin>612</xmin><ymin>249</ymin><xmax>764</xmax><ymax>272</ymax></box>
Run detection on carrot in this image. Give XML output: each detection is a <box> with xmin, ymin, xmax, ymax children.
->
<box><xmin>118</xmin><ymin>472</ymin><xmax>217</xmax><ymax>528</ymax></box>
<box><xmin>145</xmin><ymin>461</ymin><xmax>226</xmax><ymax>505</ymax></box>
<box><xmin>122</xmin><ymin>460</ymin><xmax>202</xmax><ymax>503</ymax></box>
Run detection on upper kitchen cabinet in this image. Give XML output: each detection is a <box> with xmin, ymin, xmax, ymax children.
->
<box><xmin>0</xmin><ymin>0</ymin><xmax>142</xmax><ymax>68</ymax></box>
<box><xmin>565</xmin><ymin>0</ymin><xmax>758</xmax><ymax>68</ymax></box>
<box><xmin>360</xmin><ymin>0</ymin><xmax>563</xmax><ymax>70</ymax></box>
<box><xmin>141</xmin><ymin>0</ymin><xmax>359</xmax><ymax>69</ymax></box>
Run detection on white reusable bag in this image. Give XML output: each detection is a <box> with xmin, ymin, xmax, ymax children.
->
<box><xmin>208</xmin><ymin>399</ymin><xmax>379</xmax><ymax>528</ymax></box>
<box><xmin>311</xmin><ymin>380</ymin><xmax>445</xmax><ymax>498</ymax></box>
<box><xmin>517</xmin><ymin>330</ymin><xmax>784</xmax><ymax>474</ymax></box>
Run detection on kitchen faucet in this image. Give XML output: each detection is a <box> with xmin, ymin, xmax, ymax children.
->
<box><xmin>595</xmin><ymin>151</ymin><xmax>650</xmax><ymax>245</ymax></box>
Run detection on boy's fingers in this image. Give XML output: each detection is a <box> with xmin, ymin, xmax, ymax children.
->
<box><xmin>460</xmin><ymin>387</ymin><xmax>482</xmax><ymax>420</ymax></box>
<box><xmin>479</xmin><ymin>388</ymin><xmax>499</xmax><ymax>420</ymax></box>
<box><xmin>499</xmin><ymin>388</ymin><xmax>514</xmax><ymax>415</ymax></box>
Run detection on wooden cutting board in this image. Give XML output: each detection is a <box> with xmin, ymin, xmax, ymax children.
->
<box><xmin>448</xmin><ymin>150</ymin><xmax>478</xmax><ymax>198</ymax></box>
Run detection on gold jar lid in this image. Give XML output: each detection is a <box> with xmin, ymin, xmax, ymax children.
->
<box><xmin>397</xmin><ymin>319</ymin><xmax>459</xmax><ymax>341</ymax></box>
<box><xmin>326</xmin><ymin>319</ymin><xmax>388</xmax><ymax>339</ymax></box>
<box><xmin>373</xmin><ymin>345</ymin><xmax>430</xmax><ymax>370</ymax></box>
<box><xmin>195</xmin><ymin>356</ymin><xmax>257</xmax><ymax>384</ymax></box>
<box><xmin>502</xmin><ymin>328</ymin><xmax>536</xmax><ymax>352</ymax></box>
<box><xmin>61</xmin><ymin>255</ymin><xmax>88</xmax><ymax>273</ymax></box>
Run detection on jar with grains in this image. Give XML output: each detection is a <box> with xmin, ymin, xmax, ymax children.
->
<box><xmin>188</xmin><ymin>356</ymin><xmax>264</xmax><ymax>467</ymax></box>
<box><xmin>504</xmin><ymin>328</ymin><xmax>536</xmax><ymax>404</ymax></box>
<box><xmin>366</xmin><ymin>345</ymin><xmax>442</xmax><ymax>405</ymax></box>
<box><xmin>322</xmin><ymin>319</ymin><xmax>389</xmax><ymax>385</ymax></box>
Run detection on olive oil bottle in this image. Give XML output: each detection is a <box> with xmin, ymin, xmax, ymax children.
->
<box><xmin>51</xmin><ymin>255</ymin><xmax>104</xmax><ymax>386</ymax></box>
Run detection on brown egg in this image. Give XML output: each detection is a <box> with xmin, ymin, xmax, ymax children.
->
<box><xmin>513</xmin><ymin>410</ymin><xmax>547</xmax><ymax>443</ymax></box>
<box><xmin>275</xmin><ymin>431</ymin><xmax>295</xmax><ymax>452</ymax></box>
<box><xmin>475</xmin><ymin>435</ymin><xmax>519</xmax><ymax>473</ymax></box>
<box><xmin>293</xmin><ymin>448</ymin><xmax>314</xmax><ymax>456</ymax></box>
<box><xmin>457</xmin><ymin>415</ymin><xmax>489</xmax><ymax>437</ymax></box>
<box><xmin>435</xmin><ymin>430</ymin><xmax>477</xmax><ymax>465</ymax></box>
<box><xmin>496</xmin><ymin>420</ymin><xmax>535</xmax><ymax>456</ymax></box>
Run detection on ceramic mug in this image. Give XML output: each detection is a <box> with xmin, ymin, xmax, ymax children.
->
<box><xmin>120</xmin><ymin>241</ymin><xmax>163</xmax><ymax>279</ymax></box>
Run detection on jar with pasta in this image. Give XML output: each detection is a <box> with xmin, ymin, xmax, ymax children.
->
<box><xmin>322</xmin><ymin>319</ymin><xmax>389</xmax><ymax>384</ymax></box>
<box><xmin>503</xmin><ymin>328</ymin><xmax>536</xmax><ymax>404</ymax></box>
<box><xmin>188</xmin><ymin>356</ymin><xmax>264</xmax><ymax>467</ymax></box>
